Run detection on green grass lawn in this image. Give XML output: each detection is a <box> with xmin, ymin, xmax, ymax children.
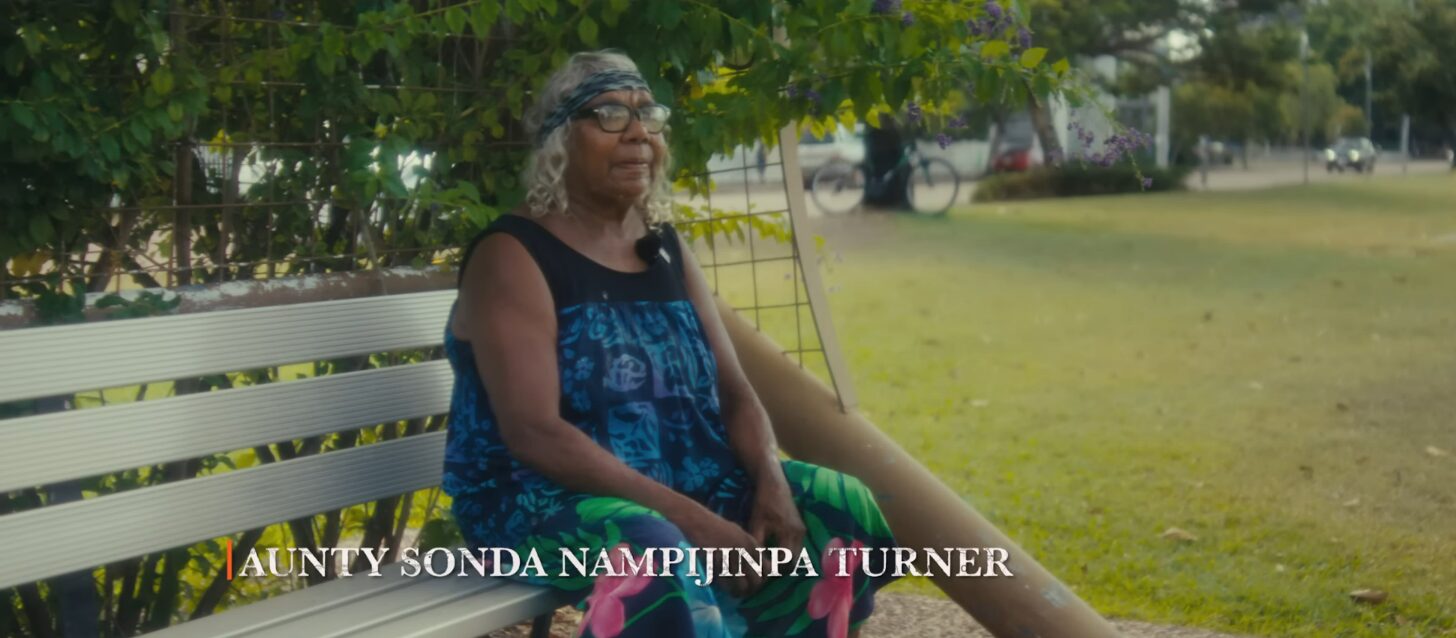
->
<box><xmin>813</xmin><ymin>176</ymin><xmax>1456</xmax><ymax>636</ymax></box>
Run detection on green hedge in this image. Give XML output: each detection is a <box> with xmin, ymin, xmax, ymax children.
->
<box><xmin>972</xmin><ymin>163</ymin><xmax>1191</xmax><ymax>202</ymax></box>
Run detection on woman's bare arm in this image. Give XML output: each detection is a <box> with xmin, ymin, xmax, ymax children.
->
<box><xmin>677</xmin><ymin>239</ymin><xmax>784</xmax><ymax>487</ymax></box>
<box><xmin>677</xmin><ymin>235</ymin><xmax>805</xmax><ymax>563</ymax></box>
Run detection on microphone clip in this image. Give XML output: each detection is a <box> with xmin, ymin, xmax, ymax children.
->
<box><xmin>635</xmin><ymin>221</ymin><xmax>666</xmax><ymax>265</ymax></box>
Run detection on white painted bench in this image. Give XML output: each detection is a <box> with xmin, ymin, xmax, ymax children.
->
<box><xmin>0</xmin><ymin>290</ymin><xmax>569</xmax><ymax>637</ymax></box>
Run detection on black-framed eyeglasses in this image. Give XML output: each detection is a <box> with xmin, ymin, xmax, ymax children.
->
<box><xmin>573</xmin><ymin>103</ymin><xmax>671</xmax><ymax>135</ymax></box>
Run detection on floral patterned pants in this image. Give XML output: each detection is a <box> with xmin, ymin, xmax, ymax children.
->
<box><xmin>501</xmin><ymin>459</ymin><xmax>900</xmax><ymax>638</ymax></box>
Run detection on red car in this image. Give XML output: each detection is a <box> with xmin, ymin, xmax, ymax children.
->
<box><xmin>991</xmin><ymin>148</ymin><xmax>1036</xmax><ymax>173</ymax></box>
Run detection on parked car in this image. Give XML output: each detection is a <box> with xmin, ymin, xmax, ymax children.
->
<box><xmin>1325</xmin><ymin>137</ymin><xmax>1378</xmax><ymax>173</ymax></box>
<box><xmin>1194</xmin><ymin>139</ymin><xmax>1237</xmax><ymax>166</ymax></box>
<box><xmin>798</xmin><ymin>124</ymin><xmax>865</xmax><ymax>177</ymax></box>
<box><xmin>991</xmin><ymin>147</ymin><xmax>1037</xmax><ymax>173</ymax></box>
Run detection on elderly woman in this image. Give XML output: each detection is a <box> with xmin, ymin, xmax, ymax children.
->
<box><xmin>442</xmin><ymin>50</ymin><xmax>899</xmax><ymax>638</ymax></box>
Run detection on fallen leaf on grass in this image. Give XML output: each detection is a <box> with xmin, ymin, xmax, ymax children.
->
<box><xmin>1427</xmin><ymin>445</ymin><xmax>1449</xmax><ymax>458</ymax></box>
<box><xmin>1343</xmin><ymin>497</ymin><xmax>1360</xmax><ymax>508</ymax></box>
<box><xmin>1349</xmin><ymin>589</ymin><xmax>1388</xmax><ymax>604</ymax></box>
<box><xmin>1160</xmin><ymin>527</ymin><xmax>1198</xmax><ymax>543</ymax></box>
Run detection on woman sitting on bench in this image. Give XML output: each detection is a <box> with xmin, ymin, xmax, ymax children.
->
<box><xmin>443</xmin><ymin>49</ymin><xmax>900</xmax><ymax>638</ymax></box>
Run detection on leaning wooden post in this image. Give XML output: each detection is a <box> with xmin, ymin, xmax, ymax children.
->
<box><xmin>717</xmin><ymin>296</ymin><xmax>1123</xmax><ymax>638</ymax></box>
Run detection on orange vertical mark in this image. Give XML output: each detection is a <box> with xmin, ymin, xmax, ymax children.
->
<box><xmin>226</xmin><ymin>537</ymin><xmax>234</xmax><ymax>581</ymax></box>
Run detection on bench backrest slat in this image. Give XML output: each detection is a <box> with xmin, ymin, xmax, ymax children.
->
<box><xmin>0</xmin><ymin>361</ymin><xmax>452</xmax><ymax>493</ymax></box>
<box><xmin>0</xmin><ymin>291</ymin><xmax>455</xmax><ymax>404</ymax></box>
<box><xmin>0</xmin><ymin>432</ymin><xmax>447</xmax><ymax>590</ymax></box>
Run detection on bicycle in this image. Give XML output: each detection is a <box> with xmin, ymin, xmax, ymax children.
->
<box><xmin>810</xmin><ymin>142</ymin><xmax>960</xmax><ymax>216</ymax></box>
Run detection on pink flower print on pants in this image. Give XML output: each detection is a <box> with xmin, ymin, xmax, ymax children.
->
<box><xmin>808</xmin><ymin>537</ymin><xmax>864</xmax><ymax>638</ymax></box>
<box><xmin>578</xmin><ymin>544</ymin><xmax>656</xmax><ymax>638</ymax></box>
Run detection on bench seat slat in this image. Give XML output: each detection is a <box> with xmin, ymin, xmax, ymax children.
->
<box><xmin>145</xmin><ymin>559</ymin><xmax>567</xmax><ymax>638</ymax></box>
<box><xmin>0</xmin><ymin>433</ymin><xmax>447</xmax><ymax>590</ymax></box>
<box><xmin>343</xmin><ymin>578</ymin><xmax>571</xmax><ymax>638</ymax></box>
<box><xmin>0</xmin><ymin>361</ymin><xmax>452</xmax><ymax>493</ymax></box>
<box><xmin>144</xmin><ymin>561</ymin><xmax>436</xmax><ymax>638</ymax></box>
<box><xmin>292</xmin><ymin>568</ymin><xmax>566</xmax><ymax>638</ymax></box>
<box><xmin>0</xmin><ymin>291</ymin><xmax>455</xmax><ymax>404</ymax></box>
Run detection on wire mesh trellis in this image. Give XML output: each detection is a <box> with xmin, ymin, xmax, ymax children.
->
<box><xmin>1</xmin><ymin>2</ymin><xmax>851</xmax><ymax>400</ymax></box>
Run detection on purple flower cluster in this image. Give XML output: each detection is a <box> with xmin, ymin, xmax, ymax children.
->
<box><xmin>1067</xmin><ymin>122</ymin><xmax>1155</xmax><ymax>168</ymax></box>
<box><xmin>1067</xmin><ymin>120</ymin><xmax>1158</xmax><ymax>190</ymax></box>
<box><xmin>872</xmin><ymin>0</ymin><xmax>913</xmax><ymax>28</ymax></box>
<box><xmin>1096</xmin><ymin>129</ymin><xmax>1154</xmax><ymax>166</ymax></box>
<box><xmin>785</xmin><ymin>85</ymin><xmax>822</xmax><ymax>102</ymax></box>
<box><xmin>949</xmin><ymin>116</ymin><xmax>968</xmax><ymax>129</ymax></box>
<box><xmin>936</xmin><ymin>133</ymin><xmax>953</xmax><ymax>149</ymax></box>
<box><xmin>1068</xmin><ymin>121</ymin><xmax>1096</xmax><ymax>148</ymax></box>
<box><xmin>906</xmin><ymin>101</ymin><xmax>922</xmax><ymax>124</ymax></box>
<box><xmin>785</xmin><ymin>85</ymin><xmax>823</xmax><ymax>114</ymax></box>
<box><xmin>967</xmin><ymin>1</ymin><xmax>1024</xmax><ymax>45</ymax></box>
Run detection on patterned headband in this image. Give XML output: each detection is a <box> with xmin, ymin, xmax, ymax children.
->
<box><xmin>535</xmin><ymin>69</ymin><xmax>650</xmax><ymax>147</ymax></box>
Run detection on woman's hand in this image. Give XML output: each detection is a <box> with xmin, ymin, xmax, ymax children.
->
<box><xmin>671</xmin><ymin>504</ymin><xmax>764</xmax><ymax>598</ymax></box>
<box><xmin>747</xmin><ymin>465</ymin><xmax>807</xmax><ymax>563</ymax></box>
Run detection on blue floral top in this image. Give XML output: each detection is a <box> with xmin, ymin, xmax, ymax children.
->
<box><xmin>442</xmin><ymin>214</ymin><xmax>750</xmax><ymax>548</ymax></box>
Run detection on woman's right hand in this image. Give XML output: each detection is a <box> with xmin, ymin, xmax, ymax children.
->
<box><xmin>670</xmin><ymin>503</ymin><xmax>764</xmax><ymax>598</ymax></box>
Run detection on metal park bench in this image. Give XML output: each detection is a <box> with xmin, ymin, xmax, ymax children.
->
<box><xmin>0</xmin><ymin>289</ymin><xmax>568</xmax><ymax>637</ymax></box>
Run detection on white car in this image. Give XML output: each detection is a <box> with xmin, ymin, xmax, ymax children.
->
<box><xmin>797</xmin><ymin>124</ymin><xmax>865</xmax><ymax>177</ymax></box>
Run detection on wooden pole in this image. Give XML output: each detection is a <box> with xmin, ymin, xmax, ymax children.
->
<box><xmin>717</xmin><ymin>296</ymin><xmax>1124</xmax><ymax>638</ymax></box>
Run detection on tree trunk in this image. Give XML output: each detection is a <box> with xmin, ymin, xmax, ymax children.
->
<box><xmin>215</xmin><ymin>145</ymin><xmax>248</xmax><ymax>283</ymax></box>
<box><xmin>984</xmin><ymin>111</ymin><xmax>1006</xmax><ymax>176</ymax></box>
<box><xmin>351</xmin><ymin>423</ymin><xmax>404</xmax><ymax>575</ymax></box>
<box><xmin>116</xmin><ymin>553</ymin><xmax>159</xmax><ymax>635</ymax></box>
<box><xmin>4</xmin><ymin>489</ymin><xmax>55</xmax><ymax>636</ymax></box>
<box><xmin>174</xmin><ymin>146</ymin><xmax>194</xmax><ymax>287</ymax></box>
<box><xmin>320</xmin><ymin>430</ymin><xmax>360</xmax><ymax>550</ymax></box>
<box><xmin>1027</xmin><ymin>93</ymin><xmax>1063</xmax><ymax>167</ymax></box>
<box><xmin>190</xmin><ymin>527</ymin><xmax>264</xmax><ymax>619</ymax></box>
<box><xmin>85</xmin><ymin>210</ymin><xmax>140</xmax><ymax>293</ymax></box>
<box><xmin>862</xmin><ymin>117</ymin><xmax>909</xmax><ymax>209</ymax></box>
<box><xmin>1446</xmin><ymin>114</ymin><xmax>1456</xmax><ymax>170</ymax></box>
<box><xmin>35</xmin><ymin>394</ymin><xmax>102</xmax><ymax>638</ymax></box>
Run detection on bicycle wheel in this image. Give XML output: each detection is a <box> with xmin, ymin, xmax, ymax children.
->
<box><xmin>810</xmin><ymin>160</ymin><xmax>866</xmax><ymax>214</ymax></box>
<box><xmin>905</xmin><ymin>157</ymin><xmax>959</xmax><ymax>216</ymax></box>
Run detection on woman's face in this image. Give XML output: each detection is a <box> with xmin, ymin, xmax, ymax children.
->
<box><xmin>564</xmin><ymin>88</ymin><xmax>666</xmax><ymax>210</ymax></box>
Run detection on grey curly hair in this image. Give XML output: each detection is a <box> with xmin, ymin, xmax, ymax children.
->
<box><xmin>521</xmin><ymin>50</ymin><xmax>674</xmax><ymax>223</ymax></box>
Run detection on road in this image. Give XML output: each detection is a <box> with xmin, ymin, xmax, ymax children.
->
<box><xmin>674</xmin><ymin>159</ymin><xmax>1450</xmax><ymax>220</ymax></box>
<box><xmin>1185</xmin><ymin>158</ymin><xmax>1450</xmax><ymax>191</ymax></box>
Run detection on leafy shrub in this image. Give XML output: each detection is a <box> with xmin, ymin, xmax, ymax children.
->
<box><xmin>973</xmin><ymin>163</ymin><xmax>1191</xmax><ymax>202</ymax></box>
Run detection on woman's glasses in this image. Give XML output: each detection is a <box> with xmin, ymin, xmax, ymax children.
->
<box><xmin>573</xmin><ymin>103</ymin><xmax>671</xmax><ymax>135</ymax></box>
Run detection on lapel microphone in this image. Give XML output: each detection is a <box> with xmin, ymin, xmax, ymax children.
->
<box><xmin>634</xmin><ymin>218</ymin><xmax>663</xmax><ymax>265</ymax></box>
